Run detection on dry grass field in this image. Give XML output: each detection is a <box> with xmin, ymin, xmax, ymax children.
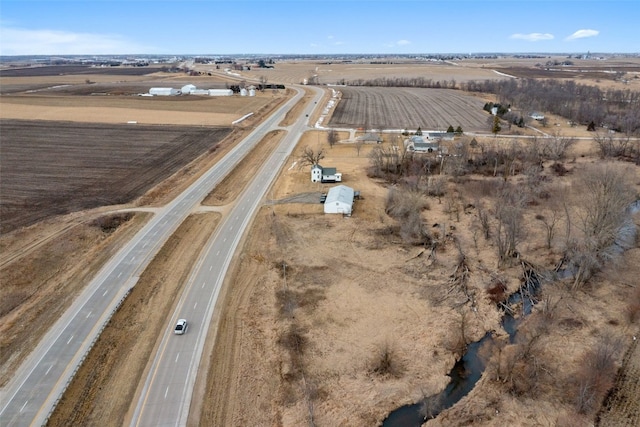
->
<box><xmin>1</xmin><ymin>57</ymin><xmax>639</xmax><ymax>427</ymax></box>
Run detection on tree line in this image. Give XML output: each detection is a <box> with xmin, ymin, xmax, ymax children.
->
<box><xmin>342</xmin><ymin>76</ymin><xmax>640</xmax><ymax>136</ymax></box>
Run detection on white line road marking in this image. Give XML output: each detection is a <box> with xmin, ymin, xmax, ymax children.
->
<box><xmin>194</xmin><ymin>302</ymin><xmax>197</xmax><ymax>310</ymax></box>
<box><xmin>67</xmin><ymin>335</ymin><xmax>74</xmax><ymax>344</ymax></box>
<box><xmin>175</xmin><ymin>353</ymin><xmax>180</xmax><ymax>363</ymax></box>
<box><xmin>202</xmin><ymin>282</ymin><xmax>205</xmax><ymax>288</ymax></box>
<box><xmin>130</xmin><ymin>256</ymin><xmax>136</xmax><ymax>262</ymax></box>
<box><xmin>117</xmin><ymin>272</ymin><xmax>122</xmax><ymax>278</ymax></box>
<box><xmin>86</xmin><ymin>311</ymin><xmax>92</xmax><ymax>318</ymax></box>
<box><xmin>165</xmin><ymin>387</ymin><xmax>169</xmax><ymax>399</ymax></box>
<box><xmin>216</xmin><ymin>250</ymin><xmax>220</xmax><ymax>256</ymax></box>
<box><xmin>103</xmin><ymin>289</ymin><xmax>109</xmax><ymax>296</ymax></box>
<box><xmin>223</xmin><ymin>238</ymin><xmax>227</xmax><ymax>242</ymax></box>
<box><xmin>20</xmin><ymin>401</ymin><xmax>28</xmax><ymax>413</ymax></box>
<box><xmin>45</xmin><ymin>365</ymin><xmax>52</xmax><ymax>376</ymax></box>
<box><xmin>209</xmin><ymin>265</ymin><xmax>212</xmax><ymax>271</ymax></box>
<box><xmin>143</xmin><ymin>242</ymin><xmax>148</xmax><ymax>248</ymax></box>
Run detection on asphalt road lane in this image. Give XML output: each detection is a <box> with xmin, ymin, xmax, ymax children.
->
<box><xmin>0</xmin><ymin>87</ymin><xmax>310</xmax><ymax>427</ymax></box>
<box><xmin>129</xmin><ymin>86</ymin><xmax>325</xmax><ymax>427</ymax></box>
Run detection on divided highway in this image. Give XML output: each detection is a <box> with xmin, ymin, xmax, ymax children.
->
<box><xmin>1</xmin><ymin>85</ymin><xmax>323</xmax><ymax>427</ymax></box>
<box><xmin>129</xmin><ymin>86</ymin><xmax>324</xmax><ymax>426</ymax></box>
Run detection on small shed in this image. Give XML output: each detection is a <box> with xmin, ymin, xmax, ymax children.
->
<box><xmin>324</xmin><ymin>185</ymin><xmax>354</xmax><ymax>215</ymax></box>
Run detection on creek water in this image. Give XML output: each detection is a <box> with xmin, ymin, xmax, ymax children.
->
<box><xmin>382</xmin><ymin>199</ymin><xmax>639</xmax><ymax>426</ymax></box>
<box><xmin>381</xmin><ymin>271</ymin><xmax>540</xmax><ymax>427</ymax></box>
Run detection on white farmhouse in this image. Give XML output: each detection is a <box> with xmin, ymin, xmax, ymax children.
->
<box><xmin>324</xmin><ymin>185</ymin><xmax>354</xmax><ymax>215</ymax></box>
<box><xmin>311</xmin><ymin>165</ymin><xmax>342</xmax><ymax>183</ymax></box>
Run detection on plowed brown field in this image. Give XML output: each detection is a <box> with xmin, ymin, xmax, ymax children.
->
<box><xmin>328</xmin><ymin>87</ymin><xmax>489</xmax><ymax>131</ymax></box>
<box><xmin>0</xmin><ymin>120</ymin><xmax>231</xmax><ymax>234</ymax></box>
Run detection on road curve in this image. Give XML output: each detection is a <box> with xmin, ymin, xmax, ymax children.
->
<box><xmin>0</xmin><ymin>86</ymin><xmax>315</xmax><ymax>427</ymax></box>
<box><xmin>129</xmin><ymin>85</ymin><xmax>325</xmax><ymax>427</ymax></box>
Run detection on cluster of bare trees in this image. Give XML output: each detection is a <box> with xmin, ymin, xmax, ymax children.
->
<box><xmin>343</xmin><ymin>76</ymin><xmax>459</xmax><ymax>89</ymax></box>
<box><xmin>564</xmin><ymin>164</ymin><xmax>637</xmax><ymax>288</ymax></box>
<box><xmin>370</xmin><ymin>132</ymin><xmax>637</xmax><ymax>286</ymax></box>
<box><xmin>465</xmin><ymin>78</ymin><xmax>640</xmax><ymax>136</ymax></box>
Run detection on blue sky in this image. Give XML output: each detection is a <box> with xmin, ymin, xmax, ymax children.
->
<box><xmin>0</xmin><ymin>0</ymin><xmax>637</xmax><ymax>55</ymax></box>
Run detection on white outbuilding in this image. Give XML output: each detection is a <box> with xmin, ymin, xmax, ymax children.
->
<box><xmin>324</xmin><ymin>185</ymin><xmax>354</xmax><ymax>215</ymax></box>
<box><xmin>149</xmin><ymin>87</ymin><xmax>180</xmax><ymax>96</ymax></box>
<box><xmin>181</xmin><ymin>84</ymin><xmax>197</xmax><ymax>94</ymax></box>
<box><xmin>208</xmin><ymin>89</ymin><xmax>233</xmax><ymax>96</ymax></box>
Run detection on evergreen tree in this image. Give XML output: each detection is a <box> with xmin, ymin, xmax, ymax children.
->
<box><xmin>492</xmin><ymin>115</ymin><xmax>501</xmax><ymax>135</ymax></box>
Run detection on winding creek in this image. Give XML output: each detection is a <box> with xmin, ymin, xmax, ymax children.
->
<box><xmin>381</xmin><ymin>200</ymin><xmax>640</xmax><ymax>427</ymax></box>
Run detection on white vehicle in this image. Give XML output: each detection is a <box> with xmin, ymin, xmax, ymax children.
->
<box><xmin>174</xmin><ymin>319</ymin><xmax>187</xmax><ymax>335</ymax></box>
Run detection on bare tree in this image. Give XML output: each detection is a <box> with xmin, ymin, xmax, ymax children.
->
<box><xmin>259</xmin><ymin>75</ymin><xmax>268</xmax><ymax>91</ymax></box>
<box><xmin>354</xmin><ymin>138</ymin><xmax>364</xmax><ymax>156</ymax></box>
<box><xmin>567</xmin><ymin>164</ymin><xmax>636</xmax><ymax>288</ymax></box>
<box><xmin>542</xmin><ymin>131</ymin><xmax>576</xmax><ymax>160</ymax></box>
<box><xmin>536</xmin><ymin>207</ymin><xmax>561</xmax><ymax>249</ymax></box>
<box><xmin>593</xmin><ymin>132</ymin><xmax>631</xmax><ymax>158</ymax></box>
<box><xmin>299</xmin><ymin>146</ymin><xmax>325</xmax><ymax>167</ymax></box>
<box><xmin>327</xmin><ymin>129</ymin><xmax>338</xmax><ymax>148</ymax></box>
<box><xmin>495</xmin><ymin>185</ymin><xmax>527</xmax><ymax>267</ymax></box>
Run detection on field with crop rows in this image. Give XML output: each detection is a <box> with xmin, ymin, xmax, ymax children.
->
<box><xmin>327</xmin><ymin>87</ymin><xmax>490</xmax><ymax>131</ymax></box>
<box><xmin>0</xmin><ymin>120</ymin><xmax>231</xmax><ymax>233</ymax></box>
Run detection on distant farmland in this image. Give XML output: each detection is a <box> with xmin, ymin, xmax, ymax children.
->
<box><xmin>328</xmin><ymin>87</ymin><xmax>490</xmax><ymax>131</ymax></box>
<box><xmin>0</xmin><ymin>120</ymin><xmax>231</xmax><ymax>234</ymax></box>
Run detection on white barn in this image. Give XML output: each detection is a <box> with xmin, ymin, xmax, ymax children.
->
<box><xmin>324</xmin><ymin>185</ymin><xmax>354</xmax><ymax>215</ymax></box>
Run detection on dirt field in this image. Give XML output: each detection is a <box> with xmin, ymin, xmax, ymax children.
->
<box><xmin>0</xmin><ymin>120</ymin><xmax>231</xmax><ymax>234</ymax></box>
<box><xmin>328</xmin><ymin>87</ymin><xmax>490</xmax><ymax>131</ymax></box>
<box><xmin>2</xmin><ymin>58</ymin><xmax>639</xmax><ymax>427</ymax></box>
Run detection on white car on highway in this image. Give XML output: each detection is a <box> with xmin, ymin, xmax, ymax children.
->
<box><xmin>174</xmin><ymin>319</ymin><xmax>187</xmax><ymax>335</ymax></box>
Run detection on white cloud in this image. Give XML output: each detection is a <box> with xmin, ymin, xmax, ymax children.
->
<box><xmin>509</xmin><ymin>33</ymin><xmax>554</xmax><ymax>42</ymax></box>
<box><xmin>0</xmin><ymin>27</ymin><xmax>153</xmax><ymax>55</ymax></box>
<box><xmin>565</xmin><ymin>29</ymin><xmax>599</xmax><ymax>41</ymax></box>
